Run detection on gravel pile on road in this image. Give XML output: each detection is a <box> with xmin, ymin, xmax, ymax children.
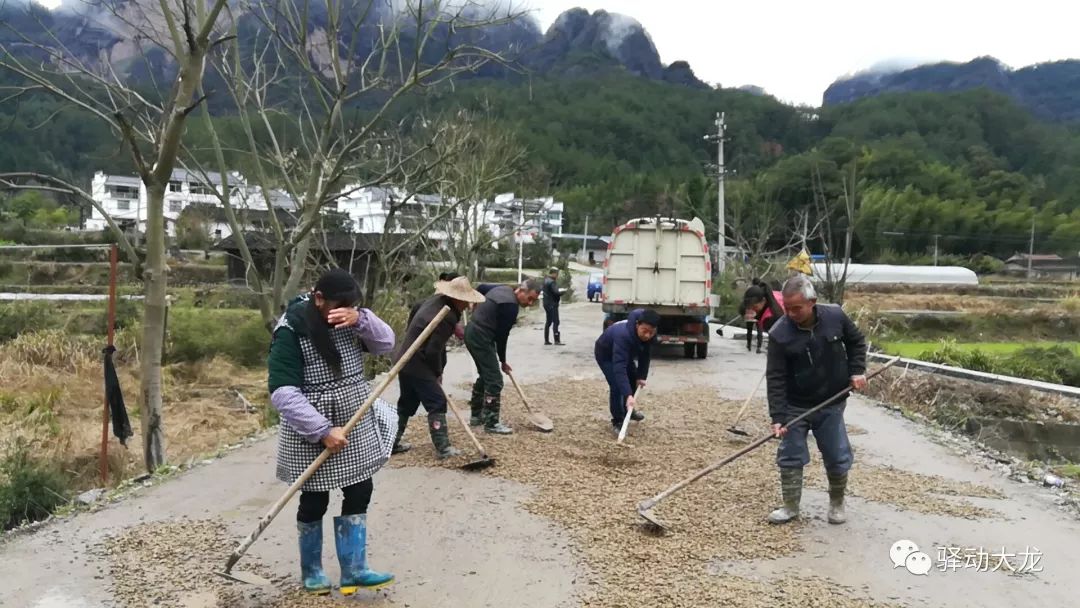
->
<box><xmin>392</xmin><ymin>379</ymin><xmax>1003</xmax><ymax>607</ymax></box>
<box><xmin>97</xmin><ymin>518</ymin><xmax>280</xmax><ymax>608</ymax></box>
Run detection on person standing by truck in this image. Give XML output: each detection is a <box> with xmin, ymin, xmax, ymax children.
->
<box><xmin>594</xmin><ymin>308</ymin><xmax>660</xmax><ymax>434</ymax></box>
<box><xmin>543</xmin><ymin>267</ymin><xmax>564</xmax><ymax>346</ymax></box>
<box><xmin>465</xmin><ymin>279</ymin><xmax>543</xmax><ymax>434</ymax></box>
<box><xmin>765</xmin><ymin>275</ymin><xmax>867</xmax><ymax>526</ymax></box>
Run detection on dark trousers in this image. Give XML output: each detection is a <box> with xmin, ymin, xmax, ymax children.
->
<box><xmin>465</xmin><ymin>325</ymin><xmax>503</xmax><ymax>397</ymax></box>
<box><xmin>297</xmin><ymin>478</ymin><xmax>374</xmax><ymax>523</ymax></box>
<box><xmin>397</xmin><ymin>373</ymin><xmax>446</xmax><ymax>416</ymax></box>
<box><xmin>776</xmin><ymin>402</ymin><xmax>853</xmax><ymax>475</ymax></box>
<box><xmin>544</xmin><ymin>306</ymin><xmax>560</xmax><ymax>342</ymax></box>
<box><xmin>598</xmin><ymin>358</ymin><xmax>636</xmax><ymax>426</ymax></box>
<box><xmin>746</xmin><ymin>321</ymin><xmax>763</xmax><ymax>351</ymax></box>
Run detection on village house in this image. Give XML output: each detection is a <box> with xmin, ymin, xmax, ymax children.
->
<box><xmin>488</xmin><ymin>193</ymin><xmax>565</xmax><ymax>245</ymax></box>
<box><xmin>1004</xmin><ymin>253</ymin><xmax>1080</xmax><ymax>280</ymax></box>
<box><xmin>336</xmin><ymin>186</ymin><xmax>565</xmax><ymax>249</ymax></box>
<box><xmin>550</xmin><ymin>233</ymin><xmax>610</xmax><ymax>265</ymax></box>
<box><xmin>84</xmin><ymin>169</ymin><xmax>296</xmax><ymax>238</ymax></box>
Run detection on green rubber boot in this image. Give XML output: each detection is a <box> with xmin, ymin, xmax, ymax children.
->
<box><xmin>827</xmin><ymin>472</ymin><xmax>848</xmax><ymax>525</ymax></box>
<box><xmin>428</xmin><ymin>412</ymin><xmax>462</xmax><ymax>459</ymax></box>
<box><xmin>767</xmin><ymin>467</ymin><xmax>803</xmax><ymax>524</ymax></box>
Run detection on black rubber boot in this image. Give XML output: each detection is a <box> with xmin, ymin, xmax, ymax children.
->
<box><xmin>391</xmin><ymin>414</ymin><xmax>411</xmax><ymax>454</ymax></box>
<box><xmin>469</xmin><ymin>382</ymin><xmax>484</xmax><ymax>426</ymax></box>
<box><xmin>428</xmin><ymin>412</ymin><xmax>461</xmax><ymax>459</ymax></box>
<box><xmin>483</xmin><ymin>394</ymin><xmax>513</xmax><ymax>434</ymax></box>
<box><xmin>554</xmin><ymin>331</ymin><xmax>563</xmax><ymax>346</ymax></box>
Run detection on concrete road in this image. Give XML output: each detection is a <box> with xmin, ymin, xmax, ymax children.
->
<box><xmin>3</xmin><ymin>300</ymin><xmax>1079</xmax><ymax>607</ymax></box>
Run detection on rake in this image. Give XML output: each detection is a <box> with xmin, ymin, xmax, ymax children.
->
<box><xmin>216</xmin><ymin>306</ymin><xmax>452</xmax><ymax>586</ymax></box>
<box><xmin>636</xmin><ymin>356</ymin><xmax>900</xmax><ymax>534</ymax></box>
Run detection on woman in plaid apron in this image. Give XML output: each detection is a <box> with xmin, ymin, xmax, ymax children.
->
<box><xmin>267</xmin><ymin>269</ymin><xmax>398</xmax><ymax>596</ymax></box>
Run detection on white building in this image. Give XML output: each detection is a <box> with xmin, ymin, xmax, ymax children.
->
<box><xmin>487</xmin><ymin>193</ymin><xmax>564</xmax><ymax>244</ymax></box>
<box><xmin>335</xmin><ymin>185</ymin><xmax>566</xmax><ymax>251</ymax></box>
<box><xmin>85</xmin><ymin>169</ymin><xmax>294</xmax><ymax>237</ymax></box>
<box><xmin>336</xmin><ymin>186</ymin><xmax>460</xmax><ymax>245</ymax></box>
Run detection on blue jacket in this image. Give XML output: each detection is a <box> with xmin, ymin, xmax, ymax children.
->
<box><xmin>594</xmin><ymin>309</ymin><xmax>655</xmax><ymax>397</ymax></box>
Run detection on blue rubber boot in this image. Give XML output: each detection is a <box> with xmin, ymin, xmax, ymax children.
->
<box><xmin>334</xmin><ymin>514</ymin><xmax>395</xmax><ymax>595</ymax></box>
<box><xmin>297</xmin><ymin>520</ymin><xmax>331</xmax><ymax>595</ymax></box>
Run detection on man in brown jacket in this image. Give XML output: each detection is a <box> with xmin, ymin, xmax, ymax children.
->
<box><xmin>391</xmin><ymin>276</ymin><xmax>485</xmax><ymax>458</ymax></box>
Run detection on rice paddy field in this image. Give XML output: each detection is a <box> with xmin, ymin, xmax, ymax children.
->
<box><xmin>882</xmin><ymin>341</ymin><xmax>1080</xmax><ymax>358</ymax></box>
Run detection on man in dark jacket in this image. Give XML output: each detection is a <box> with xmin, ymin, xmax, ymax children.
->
<box><xmin>465</xmin><ymin>279</ymin><xmax>542</xmax><ymax>434</ymax></box>
<box><xmin>594</xmin><ymin>308</ymin><xmax>660</xmax><ymax>434</ymax></box>
<box><xmin>543</xmin><ymin>267</ymin><xmax>564</xmax><ymax>346</ymax></box>
<box><xmin>392</xmin><ymin>277</ymin><xmax>485</xmax><ymax>458</ymax></box>
<box><xmin>765</xmin><ymin>275</ymin><xmax>867</xmax><ymax>526</ymax></box>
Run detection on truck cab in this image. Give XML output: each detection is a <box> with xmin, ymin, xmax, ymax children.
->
<box><xmin>600</xmin><ymin>216</ymin><xmax>715</xmax><ymax>359</ymax></box>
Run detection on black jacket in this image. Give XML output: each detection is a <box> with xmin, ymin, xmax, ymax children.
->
<box><xmin>543</xmin><ymin>276</ymin><xmax>561</xmax><ymax>310</ymax></box>
<box><xmin>765</xmin><ymin>304</ymin><xmax>867</xmax><ymax>424</ymax></box>
<box><xmin>394</xmin><ymin>295</ymin><xmax>460</xmax><ymax>379</ymax></box>
<box><xmin>470</xmin><ymin>284</ymin><xmax>519</xmax><ymax>363</ymax></box>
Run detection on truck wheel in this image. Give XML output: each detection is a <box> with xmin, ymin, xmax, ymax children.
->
<box><xmin>683</xmin><ymin>344</ymin><xmax>695</xmax><ymax>359</ymax></box>
<box><xmin>696</xmin><ymin>343</ymin><xmax>708</xmax><ymax>359</ymax></box>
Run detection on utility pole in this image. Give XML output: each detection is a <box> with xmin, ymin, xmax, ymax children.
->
<box><xmin>517</xmin><ymin>204</ymin><xmax>525</xmax><ymax>284</ymax></box>
<box><xmin>933</xmin><ymin>234</ymin><xmax>940</xmax><ymax>266</ymax></box>
<box><xmin>581</xmin><ymin>214</ymin><xmax>589</xmax><ymax>263</ymax></box>
<box><xmin>704</xmin><ymin>112</ymin><xmax>726</xmax><ymax>273</ymax></box>
<box><xmin>1028</xmin><ymin>217</ymin><xmax>1035</xmax><ymax>280</ymax></box>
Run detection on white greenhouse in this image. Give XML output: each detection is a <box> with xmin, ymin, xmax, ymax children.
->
<box><xmin>809</xmin><ymin>263</ymin><xmax>979</xmax><ymax>286</ymax></box>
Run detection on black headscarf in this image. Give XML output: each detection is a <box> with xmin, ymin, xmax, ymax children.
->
<box><xmin>303</xmin><ymin>268</ymin><xmax>360</xmax><ymax>378</ymax></box>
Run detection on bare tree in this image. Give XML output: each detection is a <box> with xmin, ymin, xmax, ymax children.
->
<box><xmin>723</xmin><ymin>176</ymin><xmax>820</xmax><ymax>281</ymax></box>
<box><xmin>0</xmin><ymin>0</ymin><xmax>234</xmax><ymax>472</ymax></box>
<box><xmin>811</xmin><ymin>161</ymin><xmax>858</xmax><ymax>304</ymax></box>
<box><xmin>185</xmin><ymin>0</ymin><xmax>527</xmax><ymax>327</ymax></box>
<box><xmin>434</xmin><ymin>116</ymin><xmax>525</xmax><ymax>278</ymax></box>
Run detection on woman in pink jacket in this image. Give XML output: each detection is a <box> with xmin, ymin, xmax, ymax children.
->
<box><xmin>739</xmin><ymin>278</ymin><xmax>785</xmax><ymax>354</ymax></box>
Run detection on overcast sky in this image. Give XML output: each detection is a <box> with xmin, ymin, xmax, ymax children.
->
<box><xmin>525</xmin><ymin>0</ymin><xmax>1080</xmax><ymax>106</ymax></box>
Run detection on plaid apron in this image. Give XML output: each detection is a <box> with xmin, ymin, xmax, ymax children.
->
<box><xmin>273</xmin><ymin>314</ymin><xmax>398</xmax><ymax>492</ymax></box>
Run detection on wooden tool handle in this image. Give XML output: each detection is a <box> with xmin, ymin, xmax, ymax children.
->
<box><xmin>640</xmin><ymin>356</ymin><xmax>899</xmax><ymax>510</ymax></box>
<box><xmin>508</xmin><ymin>372</ymin><xmax>534</xmax><ymax>414</ymax></box>
<box><xmin>223</xmin><ymin>305</ymin><xmax>452</xmax><ymax>572</ymax></box>
<box><xmin>616</xmin><ymin>386</ymin><xmax>642</xmax><ymax>444</ymax></box>
<box><xmin>444</xmin><ymin>390</ymin><xmax>487</xmax><ymax>457</ymax></box>
<box><xmin>729</xmin><ymin>371</ymin><xmax>766</xmax><ymax>427</ymax></box>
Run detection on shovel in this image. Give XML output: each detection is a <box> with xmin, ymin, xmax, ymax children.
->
<box><xmin>636</xmin><ymin>356</ymin><xmax>899</xmax><ymax>534</ymax></box>
<box><xmin>508</xmin><ymin>372</ymin><xmax>554</xmax><ymax>432</ymax></box>
<box><xmin>444</xmin><ymin>390</ymin><xmax>496</xmax><ymax>471</ymax></box>
<box><xmin>726</xmin><ymin>371</ymin><xmax>766</xmax><ymax>437</ymax></box>
<box><xmin>216</xmin><ymin>305</ymin><xmax>453</xmax><ymax>586</ymax></box>
<box><xmin>713</xmin><ymin>314</ymin><xmax>741</xmax><ymax>337</ymax></box>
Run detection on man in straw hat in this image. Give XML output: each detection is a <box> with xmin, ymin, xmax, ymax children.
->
<box><xmin>392</xmin><ymin>275</ymin><xmax>486</xmax><ymax>458</ymax></box>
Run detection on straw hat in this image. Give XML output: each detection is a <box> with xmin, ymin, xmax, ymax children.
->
<box><xmin>434</xmin><ymin>276</ymin><xmax>486</xmax><ymax>303</ymax></box>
